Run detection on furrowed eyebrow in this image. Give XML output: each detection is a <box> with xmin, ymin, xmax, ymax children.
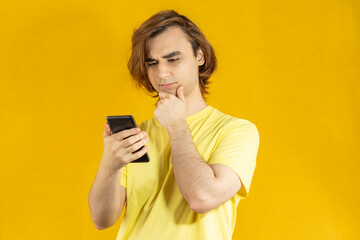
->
<box><xmin>162</xmin><ymin>51</ymin><xmax>181</xmax><ymax>58</ymax></box>
<box><xmin>145</xmin><ymin>51</ymin><xmax>181</xmax><ymax>62</ymax></box>
<box><xmin>145</xmin><ymin>58</ymin><xmax>156</xmax><ymax>63</ymax></box>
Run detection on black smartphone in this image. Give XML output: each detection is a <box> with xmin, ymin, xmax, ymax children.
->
<box><xmin>106</xmin><ymin>115</ymin><xmax>150</xmax><ymax>163</ymax></box>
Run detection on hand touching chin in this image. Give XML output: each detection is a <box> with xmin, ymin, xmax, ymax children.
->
<box><xmin>154</xmin><ymin>85</ymin><xmax>187</xmax><ymax>131</ymax></box>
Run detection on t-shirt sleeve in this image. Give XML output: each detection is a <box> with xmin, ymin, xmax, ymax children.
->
<box><xmin>208</xmin><ymin>119</ymin><xmax>259</xmax><ymax>199</ymax></box>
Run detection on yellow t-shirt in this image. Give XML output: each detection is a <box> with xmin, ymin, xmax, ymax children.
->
<box><xmin>117</xmin><ymin>105</ymin><xmax>259</xmax><ymax>240</ymax></box>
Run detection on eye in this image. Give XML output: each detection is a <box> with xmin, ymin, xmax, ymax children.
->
<box><xmin>147</xmin><ymin>62</ymin><xmax>157</xmax><ymax>67</ymax></box>
<box><xmin>168</xmin><ymin>58</ymin><xmax>179</xmax><ymax>62</ymax></box>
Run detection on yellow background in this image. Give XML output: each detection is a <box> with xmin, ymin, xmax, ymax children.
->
<box><xmin>0</xmin><ymin>0</ymin><xmax>359</xmax><ymax>239</ymax></box>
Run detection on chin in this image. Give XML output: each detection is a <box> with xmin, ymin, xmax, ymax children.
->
<box><xmin>166</xmin><ymin>89</ymin><xmax>177</xmax><ymax>95</ymax></box>
<box><xmin>156</xmin><ymin>88</ymin><xmax>176</xmax><ymax>95</ymax></box>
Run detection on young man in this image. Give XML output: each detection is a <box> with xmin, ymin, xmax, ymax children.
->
<box><xmin>89</xmin><ymin>10</ymin><xmax>259</xmax><ymax>240</ymax></box>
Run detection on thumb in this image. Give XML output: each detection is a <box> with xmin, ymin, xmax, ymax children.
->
<box><xmin>176</xmin><ymin>85</ymin><xmax>186</xmax><ymax>103</ymax></box>
<box><xmin>103</xmin><ymin>122</ymin><xmax>112</xmax><ymax>138</ymax></box>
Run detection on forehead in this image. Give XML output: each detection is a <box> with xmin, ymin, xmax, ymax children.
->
<box><xmin>146</xmin><ymin>26</ymin><xmax>193</xmax><ymax>57</ymax></box>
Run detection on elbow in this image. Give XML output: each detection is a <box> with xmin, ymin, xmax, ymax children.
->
<box><xmin>188</xmin><ymin>195</ymin><xmax>214</xmax><ymax>214</ymax></box>
<box><xmin>94</xmin><ymin>222</ymin><xmax>107</xmax><ymax>230</ymax></box>
<box><xmin>88</xmin><ymin>196</ymin><xmax>116</xmax><ymax>230</ymax></box>
<box><xmin>92</xmin><ymin>219</ymin><xmax>111</xmax><ymax>230</ymax></box>
<box><xmin>190</xmin><ymin>205</ymin><xmax>210</xmax><ymax>214</ymax></box>
<box><xmin>89</xmin><ymin>208</ymin><xmax>109</xmax><ymax>230</ymax></box>
<box><xmin>89</xmin><ymin>210</ymin><xmax>112</xmax><ymax>230</ymax></box>
<box><xmin>95</xmin><ymin>224</ymin><xmax>107</xmax><ymax>230</ymax></box>
<box><xmin>189</xmin><ymin>200</ymin><xmax>212</xmax><ymax>214</ymax></box>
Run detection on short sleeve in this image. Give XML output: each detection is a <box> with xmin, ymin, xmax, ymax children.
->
<box><xmin>208</xmin><ymin>119</ymin><xmax>259</xmax><ymax>199</ymax></box>
<box><xmin>120</xmin><ymin>165</ymin><xmax>127</xmax><ymax>188</ymax></box>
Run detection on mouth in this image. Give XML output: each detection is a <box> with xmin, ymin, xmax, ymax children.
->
<box><xmin>159</xmin><ymin>82</ymin><xmax>177</xmax><ymax>88</ymax></box>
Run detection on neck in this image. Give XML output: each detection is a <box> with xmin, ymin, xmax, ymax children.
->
<box><xmin>184</xmin><ymin>89</ymin><xmax>208</xmax><ymax>117</ymax></box>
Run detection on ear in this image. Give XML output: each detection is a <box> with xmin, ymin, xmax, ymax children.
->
<box><xmin>196</xmin><ymin>48</ymin><xmax>205</xmax><ymax>66</ymax></box>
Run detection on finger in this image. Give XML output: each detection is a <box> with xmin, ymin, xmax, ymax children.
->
<box><xmin>103</xmin><ymin>122</ymin><xmax>112</xmax><ymax>138</ymax></box>
<box><xmin>158</xmin><ymin>91</ymin><xmax>171</xmax><ymax>100</ymax></box>
<box><xmin>113</xmin><ymin>127</ymin><xmax>141</xmax><ymax>141</ymax></box>
<box><xmin>176</xmin><ymin>85</ymin><xmax>186</xmax><ymax>103</ymax></box>
<box><xmin>122</xmin><ymin>131</ymin><xmax>146</xmax><ymax>148</ymax></box>
<box><xmin>126</xmin><ymin>136</ymin><xmax>149</xmax><ymax>154</ymax></box>
<box><xmin>129</xmin><ymin>145</ymin><xmax>149</xmax><ymax>162</ymax></box>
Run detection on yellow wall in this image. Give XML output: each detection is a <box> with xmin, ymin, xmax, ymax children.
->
<box><xmin>0</xmin><ymin>0</ymin><xmax>359</xmax><ymax>239</ymax></box>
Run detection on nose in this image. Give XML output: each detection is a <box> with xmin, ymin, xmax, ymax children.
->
<box><xmin>158</xmin><ymin>62</ymin><xmax>170</xmax><ymax>80</ymax></box>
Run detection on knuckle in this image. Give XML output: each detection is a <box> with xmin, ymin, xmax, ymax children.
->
<box><xmin>138</xmin><ymin>134</ymin><xmax>145</xmax><ymax>141</ymax></box>
<box><xmin>125</xmin><ymin>138</ymin><xmax>134</xmax><ymax>147</ymax></box>
<box><xmin>140</xmin><ymin>145</ymin><xmax>148</xmax><ymax>153</ymax></box>
<box><xmin>132</xmin><ymin>134</ymin><xmax>140</xmax><ymax>142</ymax></box>
<box><xmin>118</xmin><ymin>132</ymin><xmax>127</xmax><ymax>140</ymax></box>
<box><xmin>131</xmin><ymin>143</ymin><xmax>141</xmax><ymax>152</ymax></box>
<box><xmin>133</xmin><ymin>151</ymin><xmax>144</xmax><ymax>160</ymax></box>
<box><xmin>140</xmin><ymin>137</ymin><xmax>148</xmax><ymax>145</ymax></box>
<box><xmin>120</xmin><ymin>129</ymin><xmax>139</xmax><ymax>141</ymax></box>
<box><xmin>128</xmin><ymin>133</ymin><xmax>142</xmax><ymax>145</ymax></box>
<box><xmin>123</xmin><ymin>130</ymin><xmax>131</xmax><ymax>138</ymax></box>
<box><xmin>118</xmin><ymin>129</ymin><xmax>131</xmax><ymax>139</ymax></box>
<box><xmin>140</xmin><ymin>147</ymin><xmax>148</xmax><ymax>154</ymax></box>
<box><xmin>129</xmin><ymin>128</ymin><xmax>138</xmax><ymax>136</ymax></box>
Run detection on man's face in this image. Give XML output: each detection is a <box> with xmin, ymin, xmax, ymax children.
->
<box><xmin>145</xmin><ymin>26</ymin><xmax>204</xmax><ymax>97</ymax></box>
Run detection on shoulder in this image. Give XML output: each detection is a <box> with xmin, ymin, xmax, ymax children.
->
<box><xmin>211</xmin><ymin>107</ymin><xmax>258</xmax><ymax>132</ymax></box>
<box><xmin>226</xmin><ymin>118</ymin><xmax>258</xmax><ymax>134</ymax></box>
<box><xmin>210</xmin><ymin>108</ymin><xmax>259</xmax><ymax>141</ymax></box>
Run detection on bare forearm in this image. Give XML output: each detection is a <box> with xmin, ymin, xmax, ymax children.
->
<box><xmin>88</xmin><ymin>160</ymin><xmax>123</xmax><ymax>229</ymax></box>
<box><xmin>155</xmin><ymin>89</ymin><xmax>242</xmax><ymax>214</ymax></box>
<box><xmin>168</xmin><ymin>120</ymin><xmax>217</xmax><ymax>210</ymax></box>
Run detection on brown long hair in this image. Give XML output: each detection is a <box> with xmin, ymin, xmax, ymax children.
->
<box><xmin>128</xmin><ymin>10</ymin><xmax>217</xmax><ymax>99</ymax></box>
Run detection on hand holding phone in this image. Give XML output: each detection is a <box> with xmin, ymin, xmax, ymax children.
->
<box><xmin>101</xmin><ymin>115</ymin><xmax>150</xmax><ymax>171</ymax></box>
<box><xmin>106</xmin><ymin>115</ymin><xmax>150</xmax><ymax>163</ymax></box>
